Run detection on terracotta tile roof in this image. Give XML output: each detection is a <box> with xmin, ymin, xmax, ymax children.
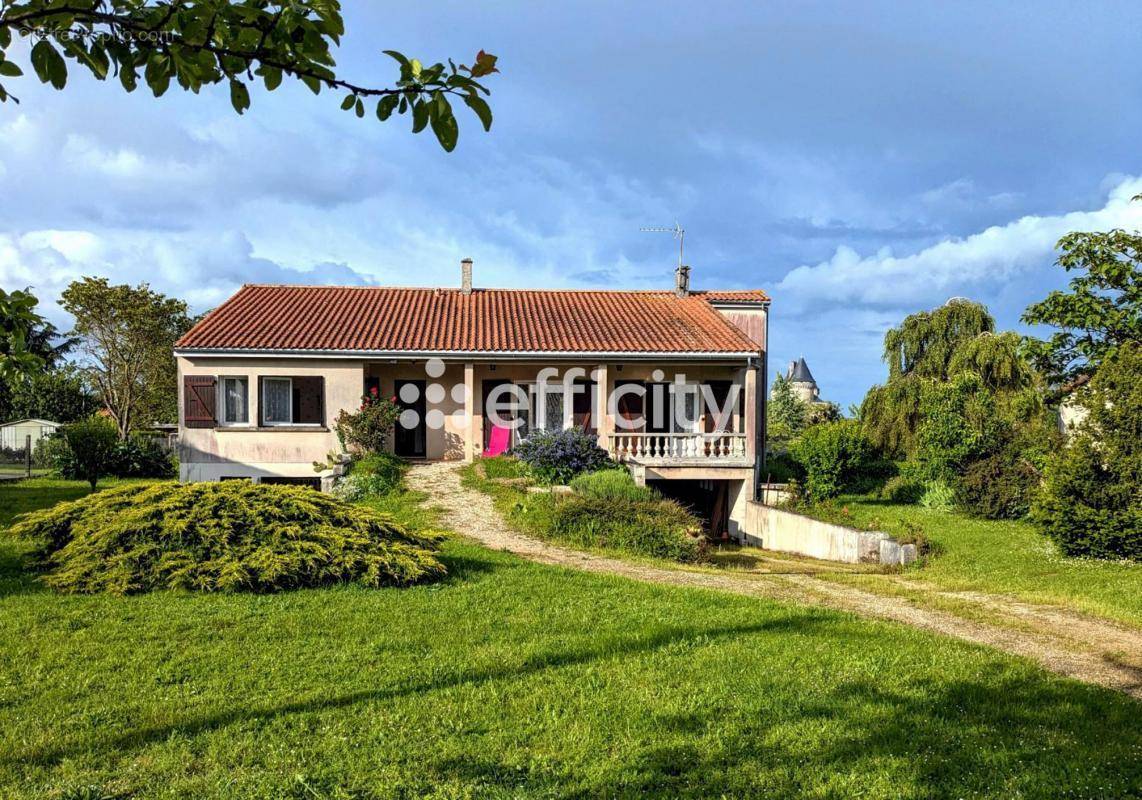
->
<box><xmin>176</xmin><ymin>285</ymin><xmax>769</xmax><ymax>354</ymax></box>
<box><xmin>693</xmin><ymin>290</ymin><xmax>770</xmax><ymax>304</ymax></box>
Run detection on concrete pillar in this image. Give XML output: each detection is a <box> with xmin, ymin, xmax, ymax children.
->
<box><xmin>595</xmin><ymin>363</ymin><xmax>611</xmax><ymax>453</ymax></box>
<box><xmin>744</xmin><ymin>366</ymin><xmax>757</xmax><ymax>460</ymax></box>
<box><xmin>464</xmin><ymin>362</ymin><xmax>477</xmax><ymax>462</ymax></box>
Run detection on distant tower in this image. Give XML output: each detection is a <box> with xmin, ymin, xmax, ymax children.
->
<box><xmin>786</xmin><ymin>357</ymin><xmax>820</xmax><ymax>403</ymax></box>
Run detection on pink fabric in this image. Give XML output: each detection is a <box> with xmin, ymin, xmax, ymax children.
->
<box><xmin>483</xmin><ymin>425</ymin><xmax>511</xmax><ymax>457</ymax></box>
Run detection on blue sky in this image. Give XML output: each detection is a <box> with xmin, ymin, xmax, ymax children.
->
<box><xmin>1</xmin><ymin>1</ymin><xmax>1140</xmax><ymax>407</ymax></box>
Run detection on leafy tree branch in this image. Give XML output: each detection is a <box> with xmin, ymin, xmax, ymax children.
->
<box><xmin>0</xmin><ymin>1</ymin><xmax>499</xmax><ymax>150</ymax></box>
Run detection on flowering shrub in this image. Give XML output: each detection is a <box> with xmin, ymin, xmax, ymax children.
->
<box><xmin>335</xmin><ymin>387</ymin><xmax>402</xmax><ymax>454</ymax></box>
<box><xmin>514</xmin><ymin>428</ymin><xmax>611</xmax><ymax>484</ymax></box>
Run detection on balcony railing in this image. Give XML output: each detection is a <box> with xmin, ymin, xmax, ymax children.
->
<box><xmin>610</xmin><ymin>432</ymin><xmax>749</xmax><ymax>464</ymax></box>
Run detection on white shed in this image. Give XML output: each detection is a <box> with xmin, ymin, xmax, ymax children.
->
<box><xmin>0</xmin><ymin>418</ymin><xmax>60</xmax><ymax>451</ymax></box>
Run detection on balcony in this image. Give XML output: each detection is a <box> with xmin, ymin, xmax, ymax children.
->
<box><xmin>610</xmin><ymin>432</ymin><xmax>751</xmax><ymax>466</ymax></box>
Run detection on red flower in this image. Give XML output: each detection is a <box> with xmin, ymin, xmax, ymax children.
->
<box><xmin>390</xmin><ymin>395</ymin><xmax>398</xmax><ymax>403</ymax></box>
<box><xmin>370</xmin><ymin>386</ymin><xmax>378</xmax><ymax>395</ymax></box>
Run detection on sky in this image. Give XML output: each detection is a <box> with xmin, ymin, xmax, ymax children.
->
<box><xmin>1</xmin><ymin>1</ymin><xmax>1140</xmax><ymax>408</ymax></box>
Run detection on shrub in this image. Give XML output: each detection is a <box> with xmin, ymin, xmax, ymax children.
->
<box><xmin>514</xmin><ymin>428</ymin><xmax>612</xmax><ymax>484</ymax></box>
<box><xmin>542</xmin><ymin>493</ymin><xmax>705</xmax><ymax>562</ymax></box>
<box><xmin>570</xmin><ymin>468</ymin><xmax>655</xmax><ymax>502</ymax></box>
<box><xmin>1032</xmin><ymin>345</ymin><xmax>1142</xmax><ymax>561</ymax></box>
<box><xmin>63</xmin><ymin>417</ymin><xmax>119</xmax><ymax>489</ymax></box>
<box><xmin>335</xmin><ymin>389</ymin><xmax>402</xmax><ymax>454</ymax></box>
<box><xmin>879</xmin><ymin>475</ymin><xmax>924</xmax><ymax>504</ymax></box>
<box><xmin>40</xmin><ymin>431</ymin><xmax>175</xmax><ymax>480</ymax></box>
<box><xmin>789</xmin><ymin>420</ymin><xmax>877</xmax><ymax>501</ymax></box>
<box><xmin>109</xmin><ymin>436</ymin><xmax>176</xmax><ymax>478</ymax></box>
<box><xmin>8</xmin><ymin>481</ymin><xmax>445</xmax><ymax>594</ymax></box>
<box><xmin>913</xmin><ymin>375</ymin><xmax>1003</xmax><ymax>483</ymax></box>
<box><xmin>761</xmin><ymin>452</ymin><xmax>803</xmax><ymax>484</ymax></box>
<box><xmin>919</xmin><ymin>480</ymin><xmax>956</xmax><ymax>511</ymax></box>
<box><xmin>332</xmin><ymin>453</ymin><xmax>407</xmax><ymax>501</ymax></box>
<box><xmin>955</xmin><ymin>446</ymin><xmax>1039</xmax><ymax>520</ymax></box>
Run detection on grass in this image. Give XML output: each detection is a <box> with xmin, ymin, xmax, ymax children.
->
<box><xmin>461</xmin><ymin>461</ymin><xmax>706</xmax><ymax>562</ymax></box>
<box><xmin>803</xmin><ymin>495</ymin><xmax>1142</xmax><ymax>627</ymax></box>
<box><xmin>0</xmin><ymin>479</ymin><xmax>1140</xmax><ymax>798</ymax></box>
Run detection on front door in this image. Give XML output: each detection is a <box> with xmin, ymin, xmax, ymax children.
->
<box><xmin>394</xmin><ymin>379</ymin><xmax>426</xmax><ymax>458</ymax></box>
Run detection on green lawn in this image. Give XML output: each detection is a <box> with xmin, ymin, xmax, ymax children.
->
<box><xmin>0</xmin><ymin>480</ymin><xmax>1140</xmax><ymax>798</ymax></box>
<box><xmin>807</xmin><ymin>497</ymin><xmax>1142</xmax><ymax>627</ymax></box>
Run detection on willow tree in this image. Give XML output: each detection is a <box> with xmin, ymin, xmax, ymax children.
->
<box><xmin>861</xmin><ymin>300</ymin><xmax>1037</xmax><ymax>457</ymax></box>
<box><xmin>882</xmin><ymin>298</ymin><xmax>995</xmax><ymax>381</ymax></box>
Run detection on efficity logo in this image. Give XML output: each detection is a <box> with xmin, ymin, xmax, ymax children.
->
<box><xmin>393</xmin><ymin>359</ymin><xmax>741</xmax><ymax>433</ymax></box>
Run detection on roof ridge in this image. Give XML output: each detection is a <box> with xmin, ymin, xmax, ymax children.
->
<box><xmin>235</xmin><ymin>283</ymin><xmax>768</xmax><ymax>296</ymax></box>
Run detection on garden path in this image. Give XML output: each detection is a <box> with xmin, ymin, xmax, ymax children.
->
<box><xmin>407</xmin><ymin>462</ymin><xmax>1142</xmax><ymax>700</ymax></box>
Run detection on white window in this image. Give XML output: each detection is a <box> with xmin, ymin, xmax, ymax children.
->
<box><xmin>261</xmin><ymin>378</ymin><xmax>293</xmax><ymax>426</ymax></box>
<box><xmin>219</xmin><ymin>377</ymin><xmax>249</xmax><ymax>425</ymax></box>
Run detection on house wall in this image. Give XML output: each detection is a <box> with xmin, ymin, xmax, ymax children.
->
<box><xmin>712</xmin><ymin>305</ymin><xmax>766</xmax><ymax>351</ymax></box>
<box><xmin>177</xmin><ymin>356</ymin><xmax>362</xmax><ymax>482</ymax></box>
<box><xmin>177</xmin><ymin>356</ymin><xmax>757</xmax><ymax>482</ymax></box>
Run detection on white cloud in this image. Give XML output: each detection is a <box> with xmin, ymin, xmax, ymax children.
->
<box><xmin>776</xmin><ymin>174</ymin><xmax>1142</xmax><ymax>314</ymax></box>
<box><xmin>0</xmin><ymin>229</ymin><xmax>374</xmax><ymax>329</ymax></box>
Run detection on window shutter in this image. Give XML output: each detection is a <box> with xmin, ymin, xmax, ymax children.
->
<box><xmin>184</xmin><ymin>376</ymin><xmax>217</xmax><ymax>428</ymax></box>
<box><xmin>293</xmin><ymin>376</ymin><xmax>325</xmax><ymax>424</ymax></box>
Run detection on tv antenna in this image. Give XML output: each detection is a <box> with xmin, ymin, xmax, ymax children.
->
<box><xmin>640</xmin><ymin>221</ymin><xmax>685</xmax><ymax>268</ymax></box>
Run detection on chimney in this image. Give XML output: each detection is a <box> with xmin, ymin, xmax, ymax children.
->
<box><xmin>461</xmin><ymin>258</ymin><xmax>473</xmax><ymax>295</ymax></box>
<box><xmin>674</xmin><ymin>264</ymin><xmax>691</xmax><ymax>297</ymax></box>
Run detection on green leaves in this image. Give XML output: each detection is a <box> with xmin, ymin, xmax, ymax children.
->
<box><xmin>0</xmin><ymin>3</ymin><xmax>499</xmax><ymax>149</ymax></box>
<box><xmin>376</xmin><ymin>93</ymin><xmax>399</xmax><ymax>120</ymax></box>
<box><xmin>411</xmin><ymin>99</ymin><xmax>430</xmax><ymax>133</ymax></box>
<box><xmin>31</xmin><ymin>39</ymin><xmax>67</xmax><ymax>89</ymax></box>
<box><xmin>229</xmin><ymin>79</ymin><xmax>250</xmax><ymax>114</ymax></box>
<box><xmin>1022</xmin><ymin>227</ymin><xmax>1142</xmax><ymax>387</ymax></box>
<box><xmin>430</xmin><ymin>95</ymin><xmax>458</xmax><ymax>151</ymax></box>
<box><xmin>463</xmin><ymin>94</ymin><xmax>493</xmax><ymax>131</ymax></box>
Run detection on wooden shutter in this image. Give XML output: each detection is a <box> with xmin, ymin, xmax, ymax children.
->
<box><xmin>293</xmin><ymin>377</ymin><xmax>325</xmax><ymax>424</ymax></box>
<box><xmin>184</xmin><ymin>375</ymin><xmax>217</xmax><ymax>428</ymax></box>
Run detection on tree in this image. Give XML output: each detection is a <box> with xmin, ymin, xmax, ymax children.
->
<box><xmin>883</xmin><ymin>298</ymin><xmax>994</xmax><ymax>381</ymax></box>
<box><xmin>0</xmin><ymin>288</ymin><xmax>46</xmax><ymax>381</ymax></box>
<box><xmin>61</xmin><ymin>277</ymin><xmax>194</xmax><ymax>438</ymax></box>
<box><xmin>63</xmin><ymin>415</ymin><xmax>119</xmax><ymax>490</ymax></box>
<box><xmin>1032</xmin><ymin>343</ymin><xmax>1141</xmax><ymax>561</ymax></box>
<box><xmin>0</xmin><ymin>2</ymin><xmax>499</xmax><ymax>152</ymax></box>
<box><xmin>861</xmin><ymin>300</ymin><xmax>1033</xmax><ymax>456</ymax></box>
<box><xmin>1022</xmin><ymin>223</ymin><xmax>1142</xmax><ymax>392</ymax></box>
<box><xmin>0</xmin><ymin>365</ymin><xmax>98</xmax><ymax>423</ymax></box>
<box><xmin>767</xmin><ymin>373</ymin><xmax>807</xmax><ymax>451</ymax></box>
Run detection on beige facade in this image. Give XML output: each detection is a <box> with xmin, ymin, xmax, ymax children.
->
<box><xmin>178</xmin><ymin>357</ymin><xmax>758</xmax><ymax>469</ymax></box>
<box><xmin>175</xmin><ymin>290</ymin><xmax>768</xmax><ymax>537</ymax></box>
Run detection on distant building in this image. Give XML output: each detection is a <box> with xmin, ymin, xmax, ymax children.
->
<box><xmin>0</xmin><ymin>418</ymin><xmax>59</xmax><ymax>451</ymax></box>
<box><xmin>785</xmin><ymin>357</ymin><xmax>820</xmax><ymax>404</ymax></box>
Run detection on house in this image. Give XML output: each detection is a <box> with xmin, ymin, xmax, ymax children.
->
<box><xmin>0</xmin><ymin>418</ymin><xmax>60</xmax><ymax>452</ymax></box>
<box><xmin>174</xmin><ymin>262</ymin><xmax>770</xmax><ymax>537</ymax></box>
